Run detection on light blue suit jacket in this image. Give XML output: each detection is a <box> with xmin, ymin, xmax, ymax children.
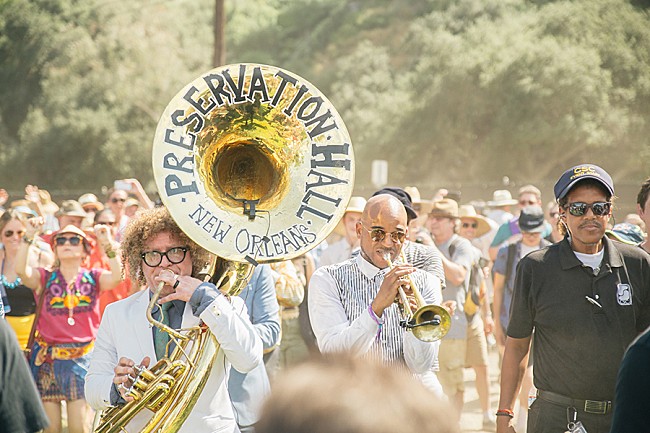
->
<box><xmin>228</xmin><ymin>264</ymin><xmax>280</xmax><ymax>427</ymax></box>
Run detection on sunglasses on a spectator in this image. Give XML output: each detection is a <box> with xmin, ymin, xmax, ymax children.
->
<box><xmin>54</xmin><ymin>236</ymin><xmax>83</xmax><ymax>246</ymax></box>
<box><xmin>3</xmin><ymin>229</ymin><xmax>26</xmax><ymax>238</ymax></box>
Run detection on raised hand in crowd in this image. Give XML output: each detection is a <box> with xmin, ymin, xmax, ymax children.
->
<box><xmin>0</xmin><ymin>188</ymin><xmax>9</xmax><ymax>209</ymax></box>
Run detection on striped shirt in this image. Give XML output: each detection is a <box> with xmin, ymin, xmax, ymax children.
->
<box><xmin>308</xmin><ymin>253</ymin><xmax>441</xmax><ymax>372</ymax></box>
<box><xmin>402</xmin><ymin>241</ymin><xmax>446</xmax><ymax>290</ymax></box>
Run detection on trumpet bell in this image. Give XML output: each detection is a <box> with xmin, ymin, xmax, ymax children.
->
<box><xmin>410</xmin><ymin>305</ymin><xmax>451</xmax><ymax>342</ymax></box>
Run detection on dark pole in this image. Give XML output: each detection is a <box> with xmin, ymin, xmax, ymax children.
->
<box><xmin>213</xmin><ymin>0</ymin><xmax>226</xmax><ymax>67</ymax></box>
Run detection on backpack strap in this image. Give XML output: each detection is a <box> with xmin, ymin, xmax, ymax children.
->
<box><xmin>447</xmin><ymin>235</ymin><xmax>460</xmax><ymax>259</ymax></box>
<box><xmin>504</xmin><ymin>242</ymin><xmax>518</xmax><ymax>290</ymax></box>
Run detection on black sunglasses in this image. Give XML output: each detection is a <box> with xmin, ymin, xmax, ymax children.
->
<box><xmin>360</xmin><ymin>224</ymin><xmax>406</xmax><ymax>244</ymax></box>
<box><xmin>111</xmin><ymin>197</ymin><xmax>126</xmax><ymax>203</ymax></box>
<box><xmin>566</xmin><ymin>202</ymin><xmax>611</xmax><ymax>217</ymax></box>
<box><xmin>462</xmin><ymin>222</ymin><xmax>478</xmax><ymax>229</ymax></box>
<box><xmin>55</xmin><ymin>236</ymin><xmax>82</xmax><ymax>246</ymax></box>
<box><xmin>3</xmin><ymin>229</ymin><xmax>26</xmax><ymax>238</ymax></box>
<box><xmin>141</xmin><ymin>247</ymin><xmax>188</xmax><ymax>267</ymax></box>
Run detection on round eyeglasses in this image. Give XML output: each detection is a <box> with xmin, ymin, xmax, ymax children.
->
<box><xmin>141</xmin><ymin>247</ymin><xmax>188</xmax><ymax>267</ymax></box>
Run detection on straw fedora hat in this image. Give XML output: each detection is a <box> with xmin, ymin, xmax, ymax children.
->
<box><xmin>404</xmin><ymin>186</ymin><xmax>433</xmax><ymax>216</ymax></box>
<box><xmin>50</xmin><ymin>224</ymin><xmax>92</xmax><ymax>254</ymax></box>
<box><xmin>53</xmin><ymin>224</ymin><xmax>89</xmax><ymax>241</ymax></box>
<box><xmin>334</xmin><ymin>196</ymin><xmax>367</xmax><ymax>236</ymax></box>
<box><xmin>55</xmin><ymin>200</ymin><xmax>88</xmax><ymax>218</ymax></box>
<box><xmin>487</xmin><ymin>190</ymin><xmax>518</xmax><ymax>207</ymax></box>
<box><xmin>78</xmin><ymin>193</ymin><xmax>104</xmax><ymax>211</ymax></box>
<box><xmin>458</xmin><ymin>205</ymin><xmax>491</xmax><ymax>238</ymax></box>
<box><xmin>429</xmin><ymin>199</ymin><xmax>459</xmax><ymax>219</ymax></box>
<box><xmin>38</xmin><ymin>189</ymin><xmax>60</xmax><ymax>214</ymax></box>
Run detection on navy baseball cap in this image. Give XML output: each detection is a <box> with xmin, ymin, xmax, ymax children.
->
<box><xmin>554</xmin><ymin>164</ymin><xmax>614</xmax><ymax>201</ymax></box>
<box><xmin>372</xmin><ymin>187</ymin><xmax>418</xmax><ymax>221</ymax></box>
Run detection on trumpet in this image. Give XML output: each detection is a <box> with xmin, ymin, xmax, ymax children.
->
<box><xmin>383</xmin><ymin>252</ymin><xmax>450</xmax><ymax>342</ymax></box>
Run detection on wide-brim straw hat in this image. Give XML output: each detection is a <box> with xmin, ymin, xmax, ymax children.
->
<box><xmin>404</xmin><ymin>186</ymin><xmax>433</xmax><ymax>216</ymax></box>
<box><xmin>38</xmin><ymin>189</ymin><xmax>60</xmax><ymax>214</ymax></box>
<box><xmin>55</xmin><ymin>200</ymin><xmax>88</xmax><ymax>218</ymax></box>
<box><xmin>334</xmin><ymin>196</ymin><xmax>367</xmax><ymax>236</ymax></box>
<box><xmin>78</xmin><ymin>193</ymin><xmax>104</xmax><ymax>211</ymax></box>
<box><xmin>487</xmin><ymin>190</ymin><xmax>518</xmax><ymax>207</ymax></box>
<box><xmin>50</xmin><ymin>224</ymin><xmax>90</xmax><ymax>252</ymax></box>
<box><xmin>458</xmin><ymin>205</ymin><xmax>492</xmax><ymax>238</ymax></box>
<box><xmin>125</xmin><ymin>198</ymin><xmax>140</xmax><ymax>208</ymax></box>
<box><xmin>429</xmin><ymin>199</ymin><xmax>459</xmax><ymax>219</ymax></box>
<box><xmin>53</xmin><ymin>224</ymin><xmax>89</xmax><ymax>240</ymax></box>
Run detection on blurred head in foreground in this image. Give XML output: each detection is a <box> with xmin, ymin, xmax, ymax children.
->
<box><xmin>256</xmin><ymin>354</ymin><xmax>459</xmax><ymax>433</ymax></box>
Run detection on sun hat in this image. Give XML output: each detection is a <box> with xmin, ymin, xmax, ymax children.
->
<box><xmin>458</xmin><ymin>205</ymin><xmax>491</xmax><ymax>237</ymax></box>
<box><xmin>487</xmin><ymin>190</ymin><xmax>518</xmax><ymax>207</ymax></box>
<box><xmin>50</xmin><ymin>224</ymin><xmax>91</xmax><ymax>253</ymax></box>
<box><xmin>429</xmin><ymin>199</ymin><xmax>459</xmax><ymax>219</ymax></box>
<box><xmin>404</xmin><ymin>186</ymin><xmax>433</xmax><ymax>216</ymax></box>
<box><xmin>53</xmin><ymin>224</ymin><xmax>88</xmax><ymax>240</ymax></box>
<box><xmin>334</xmin><ymin>196</ymin><xmax>367</xmax><ymax>236</ymax></box>
<box><xmin>125</xmin><ymin>198</ymin><xmax>140</xmax><ymax>208</ymax></box>
<box><xmin>12</xmin><ymin>205</ymin><xmax>38</xmax><ymax>218</ymax></box>
<box><xmin>78</xmin><ymin>193</ymin><xmax>104</xmax><ymax>211</ymax></box>
<box><xmin>55</xmin><ymin>200</ymin><xmax>88</xmax><ymax>218</ymax></box>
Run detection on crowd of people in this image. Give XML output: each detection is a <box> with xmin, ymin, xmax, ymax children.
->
<box><xmin>2</xmin><ymin>163</ymin><xmax>650</xmax><ymax>433</ymax></box>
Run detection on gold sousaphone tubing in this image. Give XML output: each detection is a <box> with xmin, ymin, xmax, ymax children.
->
<box><xmin>384</xmin><ymin>252</ymin><xmax>451</xmax><ymax>342</ymax></box>
<box><xmin>95</xmin><ymin>63</ymin><xmax>355</xmax><ymax>433</ymax></box>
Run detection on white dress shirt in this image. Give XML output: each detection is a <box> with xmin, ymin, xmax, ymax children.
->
<box><xmin>308</xmin><ymin>253</ymin><xmax>441</xmax><ymax>376</ymax></box>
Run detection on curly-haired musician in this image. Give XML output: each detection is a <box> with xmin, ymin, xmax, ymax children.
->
<box><xmin>85</xmin><ymin>206</ymin><xmax>262</xmax><ymax>433</ymax></box>
<box><xmin>308</xmin><ymin>194</ymin><xmax>442</xmax><ymax>392</ymax></box>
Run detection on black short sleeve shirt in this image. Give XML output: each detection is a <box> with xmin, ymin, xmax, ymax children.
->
<box><xmin>507</xmin><ymin>237</ymin><xmax>650</xmax><ymax>400</ymax></box>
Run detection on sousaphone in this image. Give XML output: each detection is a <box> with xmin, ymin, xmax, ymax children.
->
<box><xmin>94</xmin><ymin>64</ymin><xmax>354</xmax><ymax>433</ymax></box>
<box><xmin>153</xmin><ymin>63</ymin><xmax>355</xmax><ymax>263</ymax></box>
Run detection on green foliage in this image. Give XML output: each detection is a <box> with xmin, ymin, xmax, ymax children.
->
<box><xmin>0</xmin><ymin>0</ymin><xmax>649</xmax><ymax>200</ymax></box>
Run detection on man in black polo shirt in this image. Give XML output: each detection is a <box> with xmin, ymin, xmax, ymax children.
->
<box><xmin>496</xmin><ymin>164</ymin><xmax>650</xmax><ymax>433</ymax></box>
